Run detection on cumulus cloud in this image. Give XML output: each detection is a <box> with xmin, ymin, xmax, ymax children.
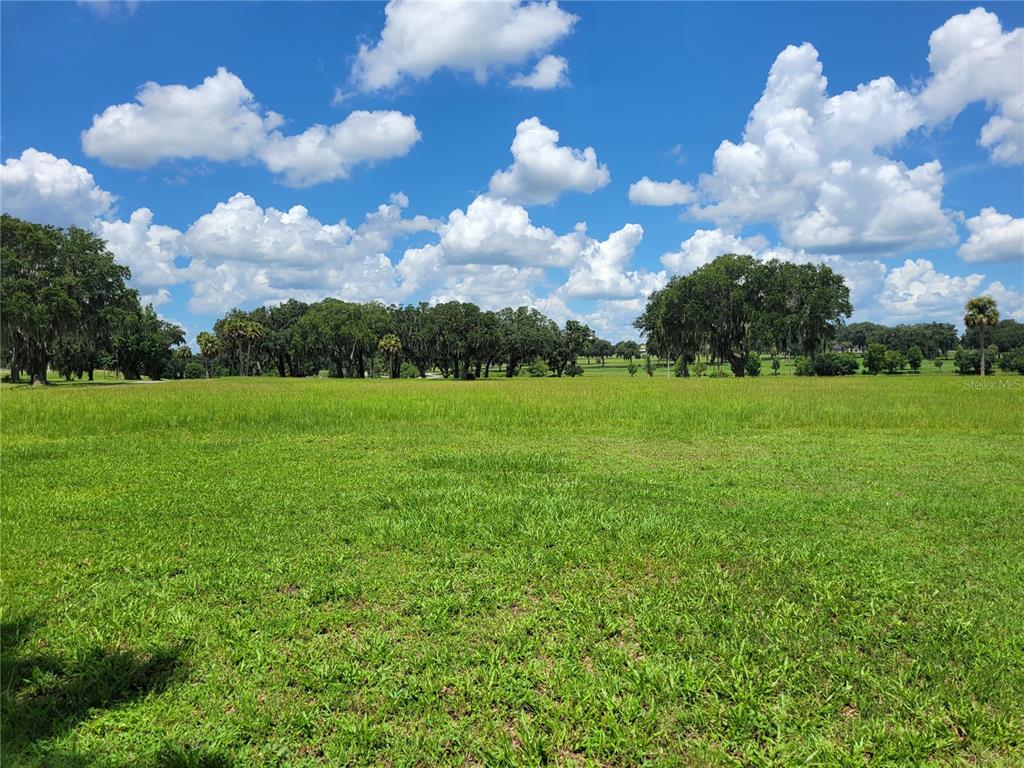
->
<box><xmin>81</xmin><ymin>68</ymin><xmax>420</xmax><ymax>185</ymax></box>
<box><xmin>920</xmin><ymin>7</ymin><xmax>1024</xmax><ymax>164</ymax></box>
<box><xmin>511</xmin><ymin>55</ymin><xmax>570</xmax><ymax>90</ymax></box>
<box><xmin>957</xmin><ymin>207</ymin><xmax>1024</xmax><ymax>263</ymax></box>
<box><xmin>488</xmin><ymin>117</ymin><xmax>610</xmax><ymax>205</ymax></box>
<box><xmin>660</xmin><ymin>229</ymin><xmax>766</xmax><ymax>274</ymax></box>
<box><xmin>628</xmin><ymin>177</ymin><xmax>696</xmax><ymax>206</ymax></box>
<box><xmin>180</xmin><ymin>191</ymin><xmax>437</xmax><ymax>312</ymax></box>
<box><xmin>877</xmin><ymin>258</ymin><xmax>987</xmax><ymax>321</ymax></box>
<box><xmin>561</xmin><ymin>224</ymin><xmax>666</xmax><ymax>299</ymax></box>
<box><xmin>689</xmin><ymin>43</ymin><xmax>956</xmax><ymax>254</ymax></box>
<box><xmin>351</xmin><ymin>0</ymin><xmax>577</xmax><ymax>91</ymax></box>
<box><xmin>432</xmin><ymin>194</ymin><xmax>581</xmax><ymax>267</ymax></box>
<box><xmin>0</xmin><ymin>148</ymin><xmax>116</xmax><ymax>227</ymax></box>
<box><xmin>94</xmin><ymin>208</ymin><xmax>183</xmax><ymax>289</ymax></box>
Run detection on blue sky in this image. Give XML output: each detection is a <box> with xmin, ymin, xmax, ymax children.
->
<box><xmin>2</xmin><ymin>1</ymin><xmax>1022</xmax><ymax>342</ymax></box>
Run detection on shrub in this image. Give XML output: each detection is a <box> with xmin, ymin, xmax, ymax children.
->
<box><xmin>882</xmin><ymin>349</ymin><xmax>905</xmax><ymax>374</ymax></box>
<box><xmin>771</xmin><ymin>357</ymin><xmax>781</xmax><ymax>375</ymax></box>
<box><xmin>954</xmin><ymin>347</ymin><xmax>994</xmax><ymax>375</ymax></box>
<box><xmin>673</xmin><ymin>356</ymin><xmax>687</xmax><ymax>377</ymax></box>
<box><xmin>564</xmin><ymin>362</ymin><xmax>584</xmax><ymax>377</ymax></box>
<box><xmin>399</xmin><ymin>362</ymin><xmax>419</xmax><ymax>379</ymax></box>
<box><xmin>1000</xmin><ymin>347</ymin><xmax>1024</xmax><ymax>374</ymax></box>
<box><xmin>525</xmin><ymin>360</ymin><xmax>549</xmax><ymax>377</ymax></box>
<box><xmin>627</xmin><ymin>360</ymin><xmax>639</xmax><ymax>377</ymax></box>
<box><xmin>906</xmin><ymin>345</ymin><xmax>923</xmax><ymax>372</ymax></box>
<box><xmin>744</xmin><ymin>356</ymin><xmax>762</xmax><ymax>377</ymax></box>
<box><xmin>864</xmin><ymin>343</ymin><xmax>887</xmax><ymax>374</ymax></box>
<box><xmin>644</xmin><ymin>356</ymin><xmax>655</xmax><ymax>377</ymax></box>
<box><xmin>934</xmin><ymin>359</ymin><xmax>944</xmax><ymax>370</ymax></box>
<box><xmin>813</xmin><ymin>351</ymin><xmax>859</xmax><ymax>376</ymax></box>
<box><xmin>184</xmin><ymin>361</ymin><xmax>205</xmax><ymax>379</ymax></box>
<box><xmin>794</xmin><ymin>356</ymin><xmax>815</xmax><ymax>376</ymax></box>
<box><xmin>693</xmin><ymin>361</ymin><xmax>707</xmax><ymax>377</ymax></box>
<box><xmin>708</xmin><ymin>369</ymin><xmax>729</xmax><ymax>378</ymax></box>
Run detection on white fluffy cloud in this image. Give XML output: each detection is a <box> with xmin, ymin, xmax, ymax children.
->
<box><xmin>957</xmin><ymin>207</ymin><xmax>1024</xmax><ymax>263</ymax></box>
<box><xmin>920</xmin><ymin>7</ymin><xmax>1024</xmax><ymax>165</ymax></box>
<box><xmin>628</xmin><ymin>177</ymin><xmax>696</xmax><ymax>206</ymax></box>
<box><xmin>351</xmin><ymin>0</ymin><xmax>577</xmax><ymax>91</ymax></box>
<box><xmin>562</xmin><ymin>223</ymin><xmax>666</xmax><ymax>299</ymax></box>
<box><xmin>511</xmin><ymin>55</ymin><xmax>570</xmax><ymax>90</ymax></box>
<box><xmin>660</xmin><ymin>229</ymin><xmax>766</xmax><ymax>274</ymax></box>
<box><xmin>434</xmin><ymin>194</ymin><xmax>580</xmax><ymax>267</ymax></box>
<box><xmin>690</xmin><ymin>43</ymin><xmax>956</xmax><ymax>254</ymax></box>
<box><xmin>877</xmin><ymin>258</ymin><xmax>986</xmax><ymax>320</ymax></box>
<box><xmin>94</xmin><ymin>208</ymin><xmax>183</xmax><ymax>289</ymax></box>
<box><xmin>257</xmin><ymin>111</ymin><xmax>420</xmax><ymax>187</ymax></box>
<box><xmin>0</xmin><ymin>148</ymin><xmax>116</xmax><ymax>227</ymax></box>
<box><xmin>81</xmin><ymin>68</ymin><xmax>419</xmax><ymax>185</ymax></box>
<box><xmin>82</xmin><ymin>68</ymin><xmax>280</xmax><ymax>168</ymax></box>
<box><xmin>488</xmin><ymin>117</ymin><xmax>610</xmax><ymax>205</ymax></box>
<box><xmin>180</xmin><ymin>192</ymin><xmax>437</xmax><ymax>312</ymax></box>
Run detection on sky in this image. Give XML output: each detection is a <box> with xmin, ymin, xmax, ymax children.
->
<box><xmin>2</xmin><ymin>1</ymin><xmax>1022</xmax><ymax>343</ymax></box>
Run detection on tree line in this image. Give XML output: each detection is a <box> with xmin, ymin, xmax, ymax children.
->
<box><xmin>3</xmin><ymin>216</ymin><xmax>1020</xmax><ymax>383</ymax></box>
<box><xmin>197</xmin><ymin>300</ymin><xmax>608</xmax><ymax>380</ymax></box>
<box><xmin>1</xmin><ymin>215</ymin><xmax>184</xmax><ymax>384</ymax></box>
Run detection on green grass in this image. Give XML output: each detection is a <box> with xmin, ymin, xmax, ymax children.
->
<box><xmin>2</xmin><ymin>376</ymin><xmax>1023</xmax><ymax>766</ymax></box>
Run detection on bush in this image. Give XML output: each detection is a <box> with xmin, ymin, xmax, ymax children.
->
<box><xmin>812</xmin><ymin>351</ymin><xmax>859</xmax><ymax>376</ymax></box>
<box><xmin>184</xmin><ymin>361</ymin><xmax>205</xmax><ymax>379</ymax></box>
<box><xmin>673</xmin><ymin>356</ymin><xmax>687</xmax><ymax>377</ymax></box>
<box><xmin>864</xmin><ymin>343</ymin><xmax>887</xmax><ymax>374</ymax></box>
<box><xmin>708</xmin><ymin>369</ymin><xmax>729</xmax><ymax>378</ymax></box>
<box><xmin>744</xmin><ymin>356</ymin><xmax>762</xmax><ymax>377</ymax></box>
<box><xmin>627</xmin><ymin>360</ymin><xmax>639</xmax><ymax>377</ymax></box>
<box><xmin>771</xmin><ymin>357</ymin><xmax>781</xmax><ymax>375</ymax></box>
<box><xmin>693</xmin><ymin>361</ymin><xmax>707</xmax><ymax>377</ymax></box>
<box><xmin>399</xmin><ymin>362</ymin><xmax>420</xmax><ymax>379</ymax></box>
<box><xmin>1000</xmin><ymin>347</ymin><xmax>1024</xmax><ymax>374</ymax></box>
<box><xmin>525</xmin><ymin>360</ymin><xmax>549</xmax><ymax>377</ymax></box>
<box><xmin>882</xmin><ymin>349</ymin><xmax>905</xmax><ymax>374</ymax></box>
<box><xmin>906</xmin><ymin>345</ymin><xmax>923</xmax><ymax>372</ymax></box>
<box><xmin>934</xmin><ymin>359</ymin><xmax>944</xmax><ymax>370</ymax></box>
<box><xmin>794</xmin><ymin>356</ymin><xmax>815</xmax><ymax>376</ymax></box>
<box><xmin>954</xmin><ymin>347</ymin><xmax>986</xmax><ymax>375</ymax></box>
<box><xmin>564</xmin><ymin>362</ymin><xmax>583</xmax><ymax>377</ymax></box>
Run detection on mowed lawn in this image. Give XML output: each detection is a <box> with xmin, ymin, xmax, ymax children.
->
<box><xmin>2</xmin><ymin>376</ymin><xmax>1022</xmax><ymax>767</ymax></box>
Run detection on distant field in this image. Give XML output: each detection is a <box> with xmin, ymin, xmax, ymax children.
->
<box><xmin>2</xmin><ymin>376</ymin><xmax>1023</xmax><ymax>766</ymax></box>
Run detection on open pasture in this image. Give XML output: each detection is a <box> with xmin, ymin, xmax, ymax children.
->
<box><xmin>2</xmin><ymin>376</ymin><xmax>1023</xmax><ymax>766</ymax></box>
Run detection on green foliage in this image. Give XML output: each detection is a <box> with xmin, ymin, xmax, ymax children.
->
<box><xmin>771</xmin><ymin>357</ymin><xmax>781</xmax><ymax>375</ymax></box>
<box><xmin>964</xmin><ymin>296</ymin><xmax>1000</xmax><ymax>376</ymax></box>
<box><xmin>906</xmin><ymin>345</ymin><xmax>923</xmax><ymax>372</ymax></box>
<box><xmin>999</xmin><ymin>348</ymin><xmax>1024</xmax><ymax>374</ymax></box>
<box><xmin>864</xmin><ymin>343</ymin><xmax>888</xmax><ymax>375</ymax></box>
<box><xmin>399</xmin><ymin>361</ymin><xmax>420</xmax><ymax>379</ymax></box>
<box><xmin>524</xmin><ymin>360</ymin><xmax>549</xmax><ymax>377</ymax></box>
<box><xmin>563</xmin><ymin>362</ymin><xmax>584</xmax><ymax>377</ymax></box>
<box><xmin>1</xmin><ymin>214</ymin><xmax>134</xmax><ymax>384</ymax></box>
<box><xmin>644</xmin><ymin>355</ymin><xmax>655</xmax><ymax>377</ymax></box>
<box><xmin>812</xmin><ymin>351</ymin><xmax>859</xmax><ymax>376</ymax></box>
<box><xmin>692</xmin><ymin>360</ymin><xmax>707</xmax><ymax>377</ymax></box>
<box><xmin>637</xmin><ymin>254</ymin><xmax>852</xmax><ymax>376</ymax></box>
<box><xmin>954</xmin><ymin>346</ymin><xmax>997</xmax><ymax>375</ymax></box>
<box><xmin>744</xmin><ymin>355</ymin><xmax>762</xmax><ymax>377</ymax></box>
<box><xmin>184</xmin><ymin>361</ymin><xmax>205</xmax><ymax>379</ymax></box>
<box><xmin>882</xmin><ymin>349</ymin><xmax>905</xmax><ymax>374</ymax></box>
<box><xmin>934</xmin><ymin>359</ymin><xmax>944</xmax><ymax>370</ymax></box>
<box><xmin>626</xmin><ymin>359</ymin><xmax>639</xmax><ymax>377</ymax></box>
<box><xmin>794</xmin><ymin>356</ymin><xmax>815</xmax><ymax>376</ymax></box>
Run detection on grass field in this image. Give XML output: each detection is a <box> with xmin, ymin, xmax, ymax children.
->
<box><xmin>2</xmin><ymin>376</ymin><xmax>1023</xmax><ymax>766</ymax></box>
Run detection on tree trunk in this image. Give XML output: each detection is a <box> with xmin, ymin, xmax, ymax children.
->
<box><xmin>979</xmin><ymin>328</ymin><xmax>986</xmax><ymax>376</ymax></box>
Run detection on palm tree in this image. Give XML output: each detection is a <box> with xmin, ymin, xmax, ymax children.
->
<box><xmin>964</xmin><ymin>296</ymin><xmax>999</xmax><ymax>376</ymax></box>
<box><xmin>378</xmin><ymin>333</ymin><xmax>402</xmax><ymax>378</ymax></box>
